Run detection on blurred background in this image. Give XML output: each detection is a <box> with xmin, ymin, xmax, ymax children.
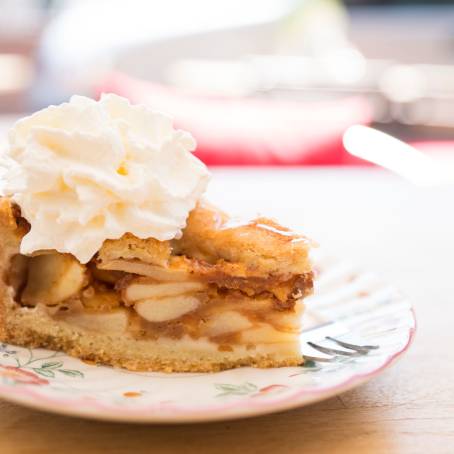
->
<box><xmin>2</xmin><ymin>0</ymin><xmax>454</xmax><ymax>165</ymax></box>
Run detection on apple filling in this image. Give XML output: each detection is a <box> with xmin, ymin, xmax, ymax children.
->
<box><xmin>8</xmin><ymin>249</ymin><xmax>310</xmax><ymax>349</ymax></box>
<box><xmin>4</xmin><ymin>200</ymin><xmax>313</xmax><ymax>352</ymax></box>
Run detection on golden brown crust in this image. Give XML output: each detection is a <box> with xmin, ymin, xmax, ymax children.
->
<box><xmin>0</xmin><ymin>198</ymin><xmax>23</xmax><ymax>340</ymax></box>
<box><xmin>175</xmin><ymin>202</ymin><xmax>312</xmax><ymax>276</ymax></box>
<box><xmin>99</xmin><ymin>201</ymin><xmax>312</xmax><ymax>278</ymax></box>
<box><xmin>0</xmin><ymin>198</ymin><xmax>17</xmax><ymax>229</ymax></box>
<box><xmin>98</xmin><ymin>233</ymin><xmax>172</xmax><ymax>267</ymax></box>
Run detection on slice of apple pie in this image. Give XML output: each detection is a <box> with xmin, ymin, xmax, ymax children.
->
<box><xmin>0</xmin><ymin>198</ymin><xmax>313</xmax><ymax>372</ymax></box>
<box><xmin>0</xmin><ymin>93</ymin><xmax>314</xmax><ymax>372</ymax></box>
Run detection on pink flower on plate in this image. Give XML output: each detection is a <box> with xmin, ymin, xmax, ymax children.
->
<box><xmin>252</xmin><ymin>384</ymin><xmax>289</xmax><ymax>398</ymax></box>
<box><xmin>0</xmin><ymin>366</ymin><xmax>49</xmax><ymax>385</ymax></box>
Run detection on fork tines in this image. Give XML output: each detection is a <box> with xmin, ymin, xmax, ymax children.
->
<box><xmin>303</xmin><ymin>337</ymin><xmax>379</xmax><ymax>363</ymax></box>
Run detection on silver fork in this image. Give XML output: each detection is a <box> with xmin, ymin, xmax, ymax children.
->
<box><xmin>303</xmin><ymin>336</ymin><xmax>379</xmax><ymax>363</ymax></box>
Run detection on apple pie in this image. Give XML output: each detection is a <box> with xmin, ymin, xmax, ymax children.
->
<box><xmin>0</xmin><ymin>198</ymin><xmax>313</xmax><ymax>372</ymax></box>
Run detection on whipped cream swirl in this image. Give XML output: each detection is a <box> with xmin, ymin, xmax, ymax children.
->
<box><xmin>0</xmin><ymin>94</ymin><xmax>210</xmax><ymax>263</ymax></box>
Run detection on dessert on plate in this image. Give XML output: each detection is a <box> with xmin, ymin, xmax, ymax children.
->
<box><xmin>0</xmin><ymin>94</ymin><xmax>313</xmax><ymax>372</ymax></box>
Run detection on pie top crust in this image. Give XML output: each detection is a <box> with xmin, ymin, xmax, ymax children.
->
<box><xmin>99</xmin><ymin>202</ymin><xmax>312</xmax><ymax>276</ymax></box>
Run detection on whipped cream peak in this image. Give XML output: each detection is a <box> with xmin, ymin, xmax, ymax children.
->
<box><xmin>0</xmin><ymin>94</ymin><xmax>210</xmax><ymax>263</ymax></box>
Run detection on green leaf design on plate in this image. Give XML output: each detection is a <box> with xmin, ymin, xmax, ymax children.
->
<box><xmin>40</xmin><ymin>361</ymin><xmax>64</xmax><ymax>370</ymax></box>
<box><xmin>215</xmin><ymin>382</ymin><xmax>257</xmax><ymax>397</ymax></box>
<box><xmin>33</xmin><ymin>368</ymin><xmax>55</xmax><ymax>378</ymax></box>
<box><xmin>58</xmin><ymin>369</ymin><xmax>84</xmax><ymax>378</ymax></box>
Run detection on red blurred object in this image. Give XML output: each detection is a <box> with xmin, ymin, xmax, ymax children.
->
<box><xmin>97</xmin><ymin>73</ymin><xmax>372</xmax><ymax>166</ymax></box>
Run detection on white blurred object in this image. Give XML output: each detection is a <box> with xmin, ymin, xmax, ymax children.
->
<box><xmin>36</xmin><ymin>0</ymin><xmax>300</xmax><ymax>104</ymax></box>
<box><xmin>43</xmin><ymin>0</ymin><xmax>290</xmax><ymax>66</ymax></box>
<box><xmin>0</xmin><ymin>0</ymin><xmax>44</xmax><ymax>36</ymax></box>
<box><xmin>343</xmin><ymin>125</ymin><xmax>453</xmax><ymax>186</ymax></box>
<box><xmin>35</xmin><ymin>0</ymin><xmax>356</xmax><ymax>106</ymax></box>
<box><xmin>167</xmin><ymin>51</ymin><xmax>366</xmax><ymax>96</ymax></box>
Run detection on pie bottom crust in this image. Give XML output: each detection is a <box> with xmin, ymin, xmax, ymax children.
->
<box><xmin>0</xmin><ymin>295</ymin><xmax>302</xmax><ymax>373</ymax></box>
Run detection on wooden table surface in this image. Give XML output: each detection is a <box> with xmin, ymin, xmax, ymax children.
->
<box><xmin>1</xmin><ymin>167</ymin><xmax>453</xmax><ymax>453</ymax></box>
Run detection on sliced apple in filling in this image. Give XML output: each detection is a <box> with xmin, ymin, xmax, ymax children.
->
<box><xmin>21</xmin><ymin>253</ymin><xmax>88</xmax><ymax>306</ymax></box>
<box><xmin>122</xmin><ymin>278</ymin><xmax>205</xmax><ymax>303</ymax></box>
<box><xmin>60</xmin><ymin>308</ymin><xmax>129</xmax><ymax>334</ymax></box>
<box><xmin>134</xmin><ymin>295</ymin><xmax>201</xmax><ymax>323</ymax></box>
<box><xmin>97</xmin><ymin>257</ymin><xmax>192</xmax><ymax>281</ymax></box>
<box><xmin>203</xmin><ymin>311</ymin><xmax>253</xmax><ymax>337</ymax></box>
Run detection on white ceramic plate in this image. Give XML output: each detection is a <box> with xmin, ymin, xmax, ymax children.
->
<box><xmin>0</xmin><ymin>254</ymin><xmax>415</xmax><ymax>423</ymax></box>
